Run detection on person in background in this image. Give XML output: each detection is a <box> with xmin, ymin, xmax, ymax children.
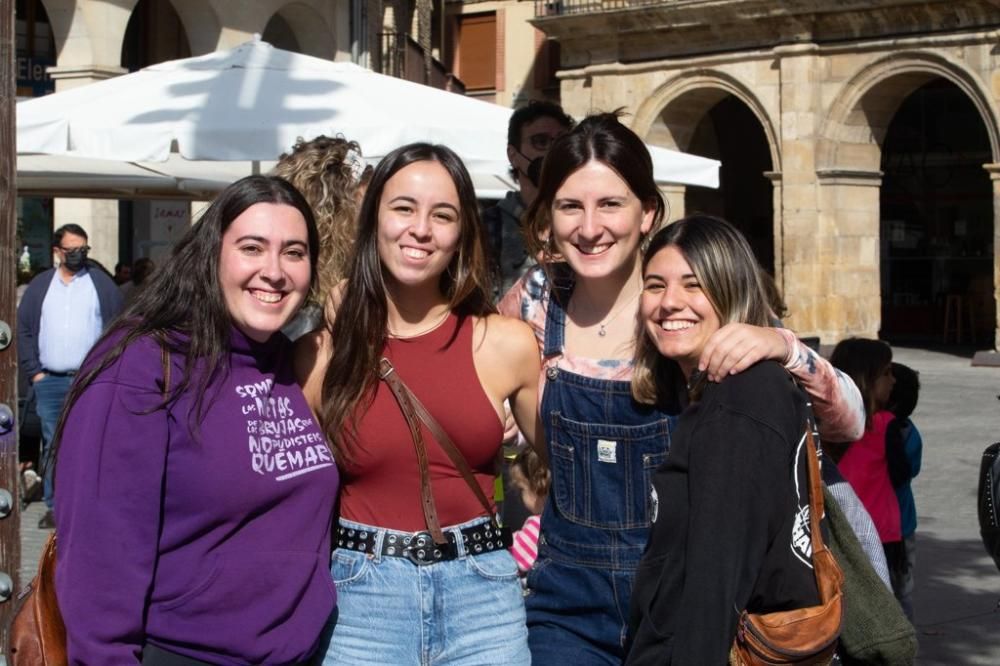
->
<box><xmin>17</xmin><ymin>224</ymin><xmax>124</xmax><ymax>529</ymax></box>
<box><xmin>121</xmin><ymin>257</ymin><xmax>156</xmax><ymax>305</ymax></box>
<box><xmin>887</xmin><ymin>361</ymin><xmax>923</xmax><ymax>620</ymax></box>
<box><xmin>483</xmin><ymin>101</ymin><xmax>574</xmax><ymax>297</ymax></box>
<box><xmin>273</xmin><ymin>134</ymin><xmax>367</xmax><ymax>340</ymax></box>
<box><xmin>830</xmin><ymin>337</ymin><xmax>905</xmax><ymax>603</ymax></box>
<box><xmin>509</xmin><ymin>447</ymin><xmax>549</xmax><ymax>574</ymax></box>
<box><xmin>113</xmin><ymin>261</ymin><xmax>132</xmax><ymax>285</ymax></box>
<box><xmin>54</xmin><ymin>176</ymin><xmax>338</xmax><ymax>664</ymax></box>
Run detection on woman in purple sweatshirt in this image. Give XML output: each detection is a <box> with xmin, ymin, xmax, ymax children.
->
<box><xmin>53</xmin><ymin>176</ymin><xmax>340</xmax><ymax>665</ymax></box>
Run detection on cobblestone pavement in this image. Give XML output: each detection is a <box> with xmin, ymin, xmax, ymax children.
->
<box><xmin>12</xmin><ymin>346</ymin><xmax>1000</xmax><ymax>663</ymax></box>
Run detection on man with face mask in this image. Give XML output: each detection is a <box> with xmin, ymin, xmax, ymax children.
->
<box><xmin>483</xmin><ymin>101</ymin><xmax>574</xmax><ymax>298</ymax></box>
<box><xmin>17</xmin><ymin>224</ymin><xmax>124</xmax><ymax>529</ymax></box>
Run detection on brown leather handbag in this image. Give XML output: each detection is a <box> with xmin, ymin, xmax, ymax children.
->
<box><xmin>7</xmin><ymin>532</ymin><xmax>67</xmax><ymax>665</ymax></box>
<box><xmin>729</xmin><ymin>426</ymin><xmax>844</xmax><ymax>666</ymax></box>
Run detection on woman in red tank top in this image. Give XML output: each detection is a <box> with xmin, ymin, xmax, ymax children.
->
<box><xmin>296</xmin><ymin>143</ymin><xmax>544</xmax><ymax>665</ymax></box>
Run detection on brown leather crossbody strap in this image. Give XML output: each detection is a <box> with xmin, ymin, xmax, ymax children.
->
<box><xmin>379</xmin><ymin>358</ymin><xmax>496</xmax><ymax>545</ymax></box>
<box><xmin>804</xmin><ymin>423</ymin><xmax>832</xmax><ymax>600</ymax></box>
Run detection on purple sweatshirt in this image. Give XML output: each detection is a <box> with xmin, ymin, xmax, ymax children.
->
<box><xmin>54</xmin><ymin>328</ymin><xmax>339</xmax><ymax>664</ymax></box>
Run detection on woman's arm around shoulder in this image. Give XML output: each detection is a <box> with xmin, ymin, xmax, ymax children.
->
<box><xmin>294</xmin><ymin>327</ymin><xmax>333</xmax><ymax>415</ymax></box>
<box><xmin>475</xmin><ymin>314</ymin><xmax>546</xmax><ymax>463</ymax></box>
<box><xmin>698</xmin><ymin>324</ymin><xmax>864</xmax><ymax>442</ymax></box>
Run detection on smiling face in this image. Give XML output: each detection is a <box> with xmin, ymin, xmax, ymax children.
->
<box><xmin>550</xmin><ymin>160</ymin><xmax>654</xmax><ymax>283</ymax></box>
<box><xmin>218</xmin><ymin>202</ymin><xmax>312</xmax><ymax>342</ymax></box>
<box><xmin>376</xmin><ymin>159</ymin><xmax>461</xmax><ymax>293</ymax></box>
<box><xmin>640</xmin><ymin>244</ymin><xmax>722</xmax><ymax>377</ymax></box>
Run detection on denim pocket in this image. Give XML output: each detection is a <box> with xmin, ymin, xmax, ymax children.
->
<box><xmin>549</xmin><ymin>413</ymin><xmax>669</xmax><ymax>530</ymax></box>
<box><xmin>467</xmin><ymin>549</ymin><xmax>519</xmax><ymax>581</ymax></box>
<box><xmin>331</xmin><ymin>548</ymin><xmax>372</xmax><ymax>587</ymax></box>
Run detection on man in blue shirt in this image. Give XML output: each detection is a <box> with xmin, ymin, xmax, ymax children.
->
<box><xmin>17</xmin><ymin>224</ymin><xmax>124</xmax><ymax>529</ymax></box>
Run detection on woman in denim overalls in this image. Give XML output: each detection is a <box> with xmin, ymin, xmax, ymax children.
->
<box><xmin>500</xmin><ymin>113</ymin><xmax>865</xmax><ymax>663</ymax></box>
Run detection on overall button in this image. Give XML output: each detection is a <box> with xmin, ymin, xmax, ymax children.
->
<box><xmin>546</xmin><ymin>366</ymin><xmax>559</xmax><ymax>381</ymax></box>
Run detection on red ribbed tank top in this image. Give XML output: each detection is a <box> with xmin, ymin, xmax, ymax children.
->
<box><xmin>339</xmin><ymin>312</ymin><xmax>504</xmax><ymax>531</ymax></box>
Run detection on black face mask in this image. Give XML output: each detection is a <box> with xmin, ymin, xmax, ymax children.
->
<box><xmin>514</xmin><ymin>148</ymin><xmax>545</xmax><ymax>188</ymax></box>
<box><xmin>62</xmin><ymin>248</ymin><xmax>88</xmax><ymax>272</ymax></box>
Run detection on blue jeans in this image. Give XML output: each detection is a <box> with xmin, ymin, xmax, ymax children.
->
<box><xmin>317</xmin><ymin>517</ymin><xmax>530</xmax><ymax>665</ymax></box>
<box><xmin>33</xmin><ymin>374</ymin><xmax>74</xmax><ymax>510</ymax></box>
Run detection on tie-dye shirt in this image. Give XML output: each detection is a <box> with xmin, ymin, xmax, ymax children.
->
<box><xmin>498</xmin><ymin>265</ymin><xmax>864</xmax><ymax>443</ymax></box>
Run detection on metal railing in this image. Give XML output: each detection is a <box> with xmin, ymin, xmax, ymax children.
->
<box><xmin>379</xmin><ymin>31</ymin><xmax>465</xmax><ymax>94</ymax></box>
<box><xmin>534</xmin><ymin>0</ymin><xmax>667</xmax><ymax>17</ymax></box>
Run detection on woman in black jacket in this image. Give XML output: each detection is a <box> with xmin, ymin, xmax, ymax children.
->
<box><xmin>626</xmin><ymin>215</ymin><xmax>823</xmax><ymax>664</ymax></box>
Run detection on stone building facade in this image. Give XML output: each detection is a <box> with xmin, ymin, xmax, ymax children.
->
<box><xmin>535</xmin><ymin>0</ymin><xmax>1000</xmax><ymax>347</ymax></box>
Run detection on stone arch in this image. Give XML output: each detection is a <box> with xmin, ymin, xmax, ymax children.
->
<box><xmin>263</xmin><ymin>2</ymin><xmax>335</xmax><ymax>59</ymax></box>
<box><xmin>818</xmin><ymin>50</ymin><xmax>1000</xmax><ymax>173</ymax></box>
<box><xmin>167</xmin><ymin>0</ymin><xmax>222</xmax><ymax>55</ymax></box>
<box><xmin>633</xmin><ymin>70</ymin><xmax>781</xmax><ymax>173</ymax></box>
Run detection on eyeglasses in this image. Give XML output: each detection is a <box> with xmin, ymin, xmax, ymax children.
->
<box><xmin>526</xmin><ymin>131</ymin><xmax>566</xmax><ymax>152</ymax></box>
<box><xmin>58</xmin><ymin>245</ymin><xmax>90</xmax><ymax>253</ymax></box>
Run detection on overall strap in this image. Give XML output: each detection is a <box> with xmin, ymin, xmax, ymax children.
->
<box><xmin>379</xmin><ymin>358</ymin><xmax>496</xmax><ymax>546</ymax></box>
<box><xmin>542</xmin><ymin>282</ymin><xmax>568</xmax><ymax>358</ymax></box>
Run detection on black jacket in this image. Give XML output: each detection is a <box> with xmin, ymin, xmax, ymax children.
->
<box><xmin>626</xmin><ymin>361</ymin><xmax>822</xmax><ymax>665</ymax></box>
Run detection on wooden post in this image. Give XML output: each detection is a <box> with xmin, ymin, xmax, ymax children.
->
<box><xmin>0</xmin><ymin>0</ymin><xmax>22</xmax><ymax>651</ymax></box>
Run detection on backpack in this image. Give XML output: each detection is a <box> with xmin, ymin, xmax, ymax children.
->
<box><xmin>977</xmin><ymin>442</ymin><xmax>1000</xmax><ymax>571</ymax></box>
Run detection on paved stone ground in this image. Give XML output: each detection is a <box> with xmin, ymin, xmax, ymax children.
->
<box><xmin>892</xmin><ymin>346</ymin><xmax>1000</xmax><ymax>665</ymax></box>
<box><xmin>12</xmin><ymin>346</ymin><xmax>1000</xmax><ymax>663</ymax></box>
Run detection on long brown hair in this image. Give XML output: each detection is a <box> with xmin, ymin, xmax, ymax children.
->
<box><xmin>319</xmin><ymin>143</ymin><xmax>494</xmax><ymax>464</ymax></box>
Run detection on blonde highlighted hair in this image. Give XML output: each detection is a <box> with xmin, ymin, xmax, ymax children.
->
<box><xmin>632</xmin><ymin>215</ymin><xmax>771</xmax><ymax>405</ymax></box>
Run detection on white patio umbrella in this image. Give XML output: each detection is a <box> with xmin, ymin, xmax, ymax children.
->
<box><xmin>17</xmin><ymin>38</ymin><xmax>717</xmax><ymax>198</ymax></box>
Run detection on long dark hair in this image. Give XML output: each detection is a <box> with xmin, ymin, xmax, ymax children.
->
<box><xmin>830</xmin><ymin>337</ymin><xmax>893</xmax><ymax>426</ymax></box>
<box><xmin>52</xmin><ymin>175</ymin><xmax>319</xmax><ymax>454</ymax></box>
<box><xmin>320</xmin><ymin>143</ymin><xmax>494</xmax><ymax>464</ymax></box>
<box><xmin>523</xmin><ymin>111</ymin><xmax>666</xmax><ymax>264</ymax></box>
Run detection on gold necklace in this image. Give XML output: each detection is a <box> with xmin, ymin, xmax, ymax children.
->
<box><xmin>387</xmin><ymin>309</ymin><xmax>451</xmax><ymax>339</ymax></box>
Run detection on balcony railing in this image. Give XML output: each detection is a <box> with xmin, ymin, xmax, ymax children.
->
<box><xmin>379</xmin><ymin>31</ymin><xmax>465</xmax><ymax>94</ymax></box>
<box><xmin>534</xmin><ymin>0</ymin><xmax>666</xmax><ymax>16</ymax></box>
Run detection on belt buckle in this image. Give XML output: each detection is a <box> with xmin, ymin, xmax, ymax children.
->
<box><xmin>401</xmin><ymin>531</ymin><xmax>452</xmax><ymax>565</ymax></box>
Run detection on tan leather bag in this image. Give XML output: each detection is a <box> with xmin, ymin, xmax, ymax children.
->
<box><xmin>7</xmin><ymin>532</ymin><xmax>68</xmax><ymax>665</ymax></box>
<box><xmin>729</xmin><ymin>427</ymin><xmax>844</xmax><ymax>666</ymax></box>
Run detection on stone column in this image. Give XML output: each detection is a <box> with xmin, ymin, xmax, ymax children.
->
<box><xmin>815</xmin><ymin>169</ymin><xmax>883</xmax><ymax>341</ymax></box>
<box><xmin>774</xmin><ymin>43</ymin><xmax>822</xmax><ymax>337</ymax></box>
<box><xmin>986</xmin><ymin>163</ymin><xmax>1000</xmax><ymax>350</ymax></box>
<box><xmin>658</xmin><ymin>184</ymin><xmax>685</xmax><ymax>226</ymax></box>
<box><xmin>764</xmin><ymin>170</ymin><xmax>783</xmax><ymax>288</ymax></box>
<box><xmin>47</xmin><ymin>66</ymin><xmax>127</xmax><ymax>270</ymax></box>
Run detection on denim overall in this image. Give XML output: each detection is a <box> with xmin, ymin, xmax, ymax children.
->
<box><xmin>525</xmin><ymin>288</ymin><xmax>678</xmax><ymax>664</ymax></box>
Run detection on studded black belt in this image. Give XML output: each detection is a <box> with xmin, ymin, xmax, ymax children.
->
<box><xmin>335</xmin><ymin>521</ymin><xmax>513</xmax><ymax>566</ymax></box>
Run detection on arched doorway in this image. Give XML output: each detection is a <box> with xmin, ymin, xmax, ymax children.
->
<box><xmin>685</xmin><ymin>96</ymin><xmax>775</xmax><ymax>272</ymax></box>
<box><xmin>879</xmin><ymin>79</ymin><xmax>994</xmax><ymax>344</ymax></box>
<box><xmin>121</xmin><ymin>0</ymin><xmax>191</xmax><ymax>72</ymax></box>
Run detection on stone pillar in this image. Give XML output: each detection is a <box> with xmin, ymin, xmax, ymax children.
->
<box><xmin>47</xmin><ymin>67</ymin><xmax>127</xmax><ymax>270</ymax></box>
<box><xmin>764</xmin><ymin>170</ymin><xmax>783</xmax><ymax>288</ymax></box>
<box><xmin>658</xmin><ymin>184</ymin><xmax>685</xmax><ymax>226</ymax></box>
<box><xmin>986</xmin><ymin>163</ymin><xmax>1000</xmax><ymax>350</ymax></box>
<box><xmin>774</xmin><ymin>43</ymin><xmax>822</xmax><ymax>337</ymax></box>
<box><xmin>815</xmin><ymin>169</ymin><xmax>883</xmax><ymax>341</ymax></box>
